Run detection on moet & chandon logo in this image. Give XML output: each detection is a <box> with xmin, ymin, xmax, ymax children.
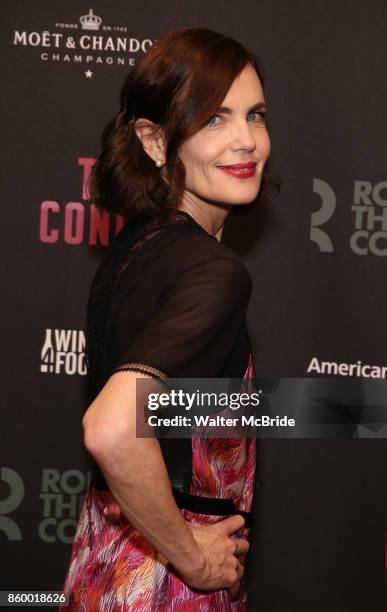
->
<box><xmin>79</xmin><ymin>9</ymin><xmax>103</xmax><ymax>31</ymax></box>
<box><xmin>12</xmin><ymin>8</ymin><xmax>154</xmax><ymax>78</ymax></box>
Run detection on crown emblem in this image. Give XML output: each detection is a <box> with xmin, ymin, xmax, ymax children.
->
<box><xmin>79</xmin><ymin>9</ymin><xmax>103</xmax><ymax>31</ymax></box>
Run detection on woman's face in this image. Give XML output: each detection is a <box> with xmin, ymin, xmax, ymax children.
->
<box><xmin>178</xmin><ymin>63</ymin><xmax>271</xmax><ymax>208</ymax></box>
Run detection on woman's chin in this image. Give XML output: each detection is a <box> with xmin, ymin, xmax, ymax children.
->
<box><xmin>223</xmin><ymin>190</ymin><xmax>262</xmax><ymax>205</ymax></box>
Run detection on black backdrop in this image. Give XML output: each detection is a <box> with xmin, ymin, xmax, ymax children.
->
<box><xmin>1</xmin><ymin>1</ymin><xmax>386</xmax><ymax>610</ymax></box>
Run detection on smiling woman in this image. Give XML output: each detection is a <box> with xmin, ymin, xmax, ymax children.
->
<box><xmin>60</xmin><ymin>26</ymin><xmax>280</xmax><ymax>612</ymax></box>
<box><xmin>88</xmin><ymin>28</ymin><xmax>279</xmax><ymax>231</ymax></box>
<box><xmin>175</xmin><ymin>63</ymin><xmax>271</xmax><ymax>218</ymax></box>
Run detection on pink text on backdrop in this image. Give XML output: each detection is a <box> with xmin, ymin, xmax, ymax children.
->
<box><xmin>39</xmin><ymin>157</ymin><xmax>124</xmax><ymax>246</ymax></box>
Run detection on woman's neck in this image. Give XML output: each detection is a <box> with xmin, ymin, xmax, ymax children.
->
<box><xmin>177</xmin><ymin>195</ymin><xmax>232</xmax><ymax>242</ymax></box>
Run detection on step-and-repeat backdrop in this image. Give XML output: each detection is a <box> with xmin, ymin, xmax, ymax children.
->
<box><xmin>1</xmin><ymin>1</ymin><xmax>386</xmax><ymax>610</ymax></box>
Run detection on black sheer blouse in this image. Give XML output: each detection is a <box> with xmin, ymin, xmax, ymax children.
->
<box><xmin>86</xmin><ymin>210</ymin><xmax>252</xmax><ymax>395</ymax></box>
<box><xmin>85</xmin><ymin>210</ymin><xmax>253</xmax><ymax>492</ymax></box>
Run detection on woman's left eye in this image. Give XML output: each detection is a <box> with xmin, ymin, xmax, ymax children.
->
<box><xmin>207</xmin><ymin>110</ymin><xmax>266</xmax><ymax>127</ymax></box>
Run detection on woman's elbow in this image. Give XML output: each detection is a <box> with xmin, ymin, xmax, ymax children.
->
<box><xmin>82</xmin><ymin>415</ymin><xmax>108</xmax><ymax>461</ymax></box>
<box><xmin>82</xmin><ymin>412</ymin><xmax>131</xmax><ymax>462</ymax></box>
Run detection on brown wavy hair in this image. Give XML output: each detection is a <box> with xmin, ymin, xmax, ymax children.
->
<box><xmin>89</xmin><ymin>27</ymin><xmax>281</xmax><ymax>224</ymax></box>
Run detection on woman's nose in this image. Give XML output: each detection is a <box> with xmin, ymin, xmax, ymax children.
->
<box><xmin>230</xmin><ymin>121</ymin><xmax>256</xmax><ymax>151</ymax></box>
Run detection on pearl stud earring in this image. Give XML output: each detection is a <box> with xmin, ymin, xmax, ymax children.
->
<box><xmin>155</xmin><ymin>160</ymin><xmax>163</xmax><ymax>167</ymax></box>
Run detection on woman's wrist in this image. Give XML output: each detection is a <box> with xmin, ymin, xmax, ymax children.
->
<box><xmin>166</xmin><ymin>527</ymin><xmax>206</xmax><ymax>574</ymax></box>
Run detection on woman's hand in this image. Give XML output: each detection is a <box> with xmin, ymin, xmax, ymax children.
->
<box><xmin>228</xmin><ymin>550</ymin><xmax>247</xmax><ymax>600</ymax></box>
<box><xmin>173</xmin><ymin>515</ymin><xmax>249</xmax><ymax>594</ymax></box>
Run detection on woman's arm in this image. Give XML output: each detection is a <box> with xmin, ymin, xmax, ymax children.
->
<box><xmin>82</xmin><ymin>371</ymin><xmax>248</xmax><ymax>592</ymax></box>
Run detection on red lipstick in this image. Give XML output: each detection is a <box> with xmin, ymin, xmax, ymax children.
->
<box><xmin>216</xmin><ymin>161</ymin><xmax>257</xmax><ymax>179</ymax></box>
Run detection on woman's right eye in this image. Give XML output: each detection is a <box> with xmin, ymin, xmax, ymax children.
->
<box><xmin>207</xmin><ymin>114</ymin><xmax>221</xmax><ymax>127</ymax></box>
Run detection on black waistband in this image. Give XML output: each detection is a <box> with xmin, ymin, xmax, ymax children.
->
<box><xmin>172</xmin><ymin>488</ymin><xmax>252</xmax><ymax>529</ymax></box>
<box><xmin>91</xmin><ymin>472</ymin><xmax>252</xmax><ymax>528</ymax></box>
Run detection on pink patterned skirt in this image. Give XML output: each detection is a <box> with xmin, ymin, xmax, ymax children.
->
<box><xmin>60</xmin><ymin>356</ymin><xmax>257</xmax><ymax>611</ymax></box>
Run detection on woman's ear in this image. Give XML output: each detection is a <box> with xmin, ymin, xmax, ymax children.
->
<box><xmin>134</xmin><ymin>118</ymin><xmax>166</xmax><ymax>166</ymax></box>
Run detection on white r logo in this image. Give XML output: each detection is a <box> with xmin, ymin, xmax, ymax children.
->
<box><xmin>310</xmin><ymin>178</ymin><xmax>336</xmax><ymax>252</ymax></box>
<box><xmin>0</xmin><ymin>467</ymin><xmax>24</xmax><ymax>540</ymax></box>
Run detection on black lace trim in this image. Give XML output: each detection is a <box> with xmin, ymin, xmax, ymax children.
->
<box><xmin>113</xmin><ymin>362</ymin><xmax>168</xmax><ymax>381</ymax></box>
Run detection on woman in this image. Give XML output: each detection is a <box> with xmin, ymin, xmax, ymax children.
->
<box><xmin>61</xmin><ymin>27</ymin><xmax>279</xmax><ymax>611</ymax></box>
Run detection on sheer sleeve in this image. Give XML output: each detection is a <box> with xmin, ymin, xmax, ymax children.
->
<box><xmin>112</xmin><ymin>254</ymin><xmax>252</xmax><ymax>379</ymax></box>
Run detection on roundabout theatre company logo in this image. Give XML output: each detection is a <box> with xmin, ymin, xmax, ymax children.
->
<box><xmin>12</xmin><ymin>8</ymin><xmax>155</xmax><ymax>78</ymax></box>
<box><xmin>310</xmin><ymin>178</ymin><xmax>387</xmax><ymax>256</ymax></box>
<box><xmin>0</xmin><ymin>466</ymin><xmax>91</xmax><ymax>544</ymax></box>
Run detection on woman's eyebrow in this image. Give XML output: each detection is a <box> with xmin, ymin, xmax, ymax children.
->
<box><xmin>216</xmin><ymin>102</ymin><xmax>267</xmax><ymax>114</ymax></box>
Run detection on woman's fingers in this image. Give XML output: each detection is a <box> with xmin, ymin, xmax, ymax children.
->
<box><xmin>231</xmin><ymin>537</ymin><xmax>249</xmax><ymax>556</ymax></box>
<box><xmin>236</xmin><ymin>551</ymin><xmax>247</xmax><ymax>566</ymax></box>
<box><xmin>228</xmin><ymin>559</ymin><xmax>244</xmax><ymax>601</ymax></box>
<box><xmin>237</xmin><ymin>558</ymin><xmax>244</xmax><ymax>578</ymax></box>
